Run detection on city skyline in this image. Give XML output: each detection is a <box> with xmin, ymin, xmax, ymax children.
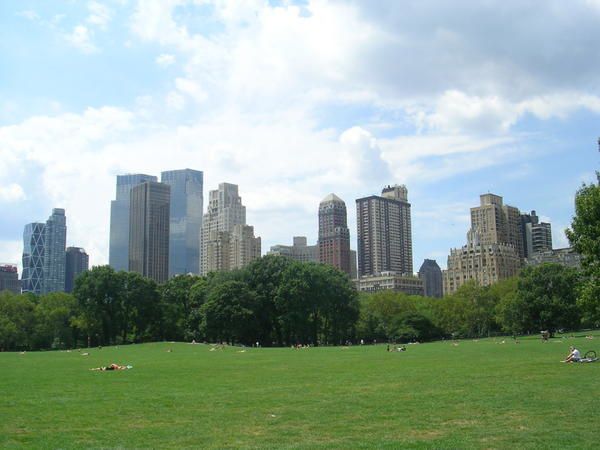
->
<box><xmin>1</xmin><ymin>1</ymin><xmax>599</xmax><ymax>274</ymax></box>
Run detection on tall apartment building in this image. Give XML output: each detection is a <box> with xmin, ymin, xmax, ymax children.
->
<box><xmin>521</xmin><ymin>210</ymin><xmax>552</xmax><ymax>258</ymax></box>
<box><xmin>356</xmin><ymin>185</ymin><xmax>413</xmax><ymax>278</ymax></box>
<box><xmin>201</xmin><ymin>183</ymin><xmax>261</xmax><ymax>274</ymax></box>
<box><xmin>22</xmin><ymin>222</ymin><xmax>45</xmax><ymax>294</ymax></box>
<box><xmin>268</xmin><ymin>236</ymin><xmax>319</xmax><ymax>263</ymax></box>
<box><xmin>318</xmin><ymin>194</ymin><xmax>351</xmax><ymax>276</ymax></box>
<box><xmin>0</xmin><ymin>264</ymin><xmax>21</xmax><ymax>294</ymax></box>
<box><xmin>128</xmin><ymin>181</ymin><xmax>171</xmax><ymax>283</ymax></box>
<box><xmin>443</xmin><ymin>229</ymin><xmax>521</xmax><ymax>294</ymax></box>
<box><xmin>42</xmin><ymin>208</ymin><xmax>67</xmax><ymax>294</ymax></box>
<box><xmin>418</xmin><ymin>259</ymin><xmax>443</xmax><ymax>298</ymax></box>
<box><xmin>161</xmin><ymin>169</ymin><xmax>203</xmax><ymax>276</ymax></box>
<box><xmin>109</xmin><ymin>174</ymin><xmax>157</xmax><ymax>271</ymax></box>
<box><xmin>470</xmin><ymin>194</ymin><xmax>523</xmax><ymax>259</ymax></box>
<box><xmin>65</xmin><ymin>247</ymin><xmax>89</xmax><ymax>293</ymax></box>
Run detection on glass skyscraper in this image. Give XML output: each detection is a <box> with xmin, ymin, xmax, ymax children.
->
<box><xmin>109</xmin><ymin>174</ymin><xmax>157</xmax><ymax>271</ymax></box>
<box><xmin>22</xmin><ymin>222</ymin><xmax>45</xmax><ymax>294</ymax></box>
<box><xmin>161</xmin><ymin>169</ymin><xmax>203</xmax><ymax>276</ymax></box>
<box><xmin>129</xmin><ymin>181</ymin><xmax>171</xmax><ymax>283</ymax></box>
<box><xmin>42</xmin><ymin>208</ymin><xmax>67</xmax><ymax>294</ymax></box>
<box><xmin>65</xmin><ymin>247</ymin><xmax>89</xmax><ymax>293</ymax></box>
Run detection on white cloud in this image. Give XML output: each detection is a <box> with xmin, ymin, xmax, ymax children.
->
<box><xmin>65</xmin><ymin>25</ymin><xmax>98</xmax><ymax>54</ymax></box>
<box><xmin>0</xmin><ymin>184</ymin><xmax>26</xmax><ymax>202</ymax></box>
<box><xmin>87</xmin><ymin>1</ymin><xmax>112</xmax><ymax>29</ymax></box>
<box><xmin>175</xmin><ymin>78</ymin><xmax>207</xmax><ymax>103</ymax></box>
<box><xmin>156</xmin><ymin>53</ymin><xmax>176</xmax><ymax>67</ymax></box>
<box><xmin>17</xmin><ymin>10</ymin><xmax>40</xmax><ymax>21</ymax></box>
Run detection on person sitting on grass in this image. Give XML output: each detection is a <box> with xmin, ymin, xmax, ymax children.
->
<box><xmin>90</xmin><ymin>363</ymin><xmax>130</xmax><ymax>371</ymax></box>
<box><xmin>562</xmin><ymin>346</ymin><xmax>581</xmax><ymax>363</ymax></box>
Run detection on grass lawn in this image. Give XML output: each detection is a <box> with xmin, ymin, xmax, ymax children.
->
<box><xmin>2</xmin><ymin>333</ymin><xmax>600</xmax><ymax>449</ymax></box>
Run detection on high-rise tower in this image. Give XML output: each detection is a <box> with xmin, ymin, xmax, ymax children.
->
<box><xmin>42</xmin><ymin>208</ymin><xmax>67</xmax><ymax>294</ymax></box>
<box><xmin>356</xmin><ymin>185</ymin><xmax>413</xmax><ymax>277</ymax></box>
<box><xmin>109</xmin><ymin>174</ymin><xmax>157</xmax><ymax>271</ymax></box>
<box><xmin>21</xmin><ymin>222</ymin><xmax>45</xmax><ymax>294</ymax></box>
<box><xmin>65</xmin><ymin>247</ymin><xmax>89</xmax><ymax>293</ymax></box>
<box><xmin>470</xmin><ymin>194</ymin><xmax>523</xmax><ymax>259</ymax></box>
<box><xmin>161</xmin><ymin>169</ymin><xmax>203</xmax><ymax>276</ymax></box>
<box><xmin>128</xmin><ymin>181</ymin><xmax>171</xmax><ymax>283</ymax></box>
<box><xmin>318</xmin><ymin>194</ymin><xmax>351</xmax><ymax>275</ymax></box>
<box><xmin>201</xmin><ymin>183</ymin><xmax>260</xmax><ymax>274</ymax></box>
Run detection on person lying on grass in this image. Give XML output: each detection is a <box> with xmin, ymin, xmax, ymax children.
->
<box><xmin>562</xmin><ymin>346</ymin><xmax>581</xmax><ymax>363</ymax></box>
<box><xmin>90</xmin><ymin>363</ymin><xmax>131</xmax><ymax>371</ymax></box>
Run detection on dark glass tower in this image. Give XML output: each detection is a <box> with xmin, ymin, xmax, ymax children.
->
<box><xmin>318</xmin><ymin>193</ymin><xmax>351</xmax><ymax>275</ymax></box>
<box><xmin>65</xmin><ymin>247</ymin><xmax>89</xmax><ymax>293</ymax></box>
<box><xmin>109</xmin><ymin>174</ymin><xmax>157</xmax><ymax>271</ymax></box>
<box><xmin>418</xmin><ymin>259</ymin><xmax>443</xmax><ymax>298</ymax></box>
<box><xmin>129</xmin><ymin>181</ymin><xmax>171</xmax><ymax>283</ymax></box>
<box><xmin>161</xmin><ymin>169</ymin><xmax>203</xmax><ymax>276</ymax></box>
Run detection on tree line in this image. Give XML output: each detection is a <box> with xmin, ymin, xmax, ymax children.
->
<box><xmin>1</xmin><ymin>180</ymin><xmax>598</xmax><ymax>351</ymax></box>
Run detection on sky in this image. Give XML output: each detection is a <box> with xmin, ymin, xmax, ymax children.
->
<box><xmin>1</xmin><ymin>0</ymin><xmax>599</xmax><ymax>274</ymax></box>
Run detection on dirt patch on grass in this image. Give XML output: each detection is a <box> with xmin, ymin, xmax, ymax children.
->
<box><xmin>443</xmin><ymin>419</ymin><xmax>479</xmax><ymax>427</ymax></box>
<box><xmin>405</xmin><ymin>429</ymin><xmax>444</xmax><ymax>440</ymax></box>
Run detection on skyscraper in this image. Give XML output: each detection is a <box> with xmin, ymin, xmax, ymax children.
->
<box><xmin>65</xmin><ymin>247</ymin><xmax>89</xmax><ymax>293</ymax></box>
<box><xmin>418</xmin><ymin>259</ymin><xmax>443</xmax><ymax>298</ymax></box>
<box><xmin>129</xmin><ymin>181</ymin><xmax>171</xmax><ymax>283</ymax></box>
<box><xmin>356</xmin><ymin>185</ymin><xmax>413</xmax><ymax>277</ymax></box>
<box><xmin>22</xmin><ymin>222</ymin><xmax>45</xmax><ymax>294</ymax></box>
<box><xmin>470</xmin><ymin>194</ymin><xmax>523</xmax><ymax>259</ymax></box>
<box><xmin>521</xmin><ymin>210</ymin><xmax>552</xmax><ymax>258</ymax></box>
<box><xmin>42</xmin><ymin>208</ymin><xmax>67</xmax><ymax>294</ymax></box>
<box><xmin>318</xmin><ymin>194</ymin><xmax>351</xmax><ymax>275</ymax></box>
<box><xmin>160</xmin><ymin>169</ymin><xmax>203</xmax><ymax>276</ymax></box>
<box><xmin>201</xmin><ymin>183</ymin><xmax>260</xmax><ymax>274</ymax></box>
<box><xmin>109</xmin><ymin>174</ymin><xmax>157</xmax><ymax>271</ymax></box>
<box><xmin>443</xmin><ymin>193</ymin><xmax>528</xmax><ymax>294</ymax></box>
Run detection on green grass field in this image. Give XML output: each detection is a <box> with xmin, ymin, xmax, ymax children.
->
<box><xmin>2</xmin><ymin>334</ymin><xmax>600</xmax><ymax>449</ymax></box>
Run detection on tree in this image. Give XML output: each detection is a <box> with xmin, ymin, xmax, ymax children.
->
<box><xmin>0</xmin><ymin>291</ymin><xmax>36</xmax><ymax>350</ymax></box>
<box><xmin>200</xmin><ymin>280</ymin><xmax>260</xmax><ymax>345</ymax></box>
<box><xmin>160</xmin><ymin>274</ymin><xmax>202</xmax><ymax>341</ymax></box>
<box><xmin>566</xmin><ymin>181</ymin><xmax>600</xmax><ymax>325</ymax></box>
<box><xmin>513</xmin><ymin>264</ymin><xmax>581</xmax><ymax>334</ymax></box>
<box><xmin>73</xmin><ymin>265</ymin><xmax>124</xmax><ymax>345</ymax></box>
<box><xmin>245</xmin><ymin>255</ymin><xmax>296</xmax><ymax>346</ymax></box>
<box><xmin>33</xmin><ymin>292</ymin><xmax>79</xmax><ymax>349</ymax></box>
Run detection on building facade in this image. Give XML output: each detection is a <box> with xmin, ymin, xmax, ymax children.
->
<box><xmin>109</xmin><ymin>174</ymin><xmax>157</xmax><ymax>271</ymax></box>
<box><xmin>129</xmin><ymin>181</ymin><xmax>171</xmax><ymax>283</ymax></box>
<box><xmin>22</xmin><ymin>222</ymin><xmax>45</xmax><ymax>294</ymax></box>
<box><xmin>318</xmin><ymin>194</ymin><xmax>351</xmax><ymax>275</ymax></box>
<box><xmin>418</xmin><ymin>259</ymin><xmax>443</xmax><ymax>298</ymax></box>
<box><xmin>268</xmin><ymin>236</ymin><xmax>319</xmax><ymax>263</ymax></box>
<box><xmin>443</xmin><ymin>229</ymin><xmax>521</xmax><ymax>294</ymax></box>
<box><xmin>161</xmin><ymin>169</ymin><xmax>203</xmax><ymax>276</ymax></box>
<box><xmin>526</xmin><ymin>247</ymin><xmax>581</xmax><ymax>269</ymax></box>
<box><xmin>0</xmin><ymin>264</ymin><xmax>21</xmax><ymax>294</ymax></box>
<box><xmin>42</xmin><ymin>208</ymin><xmax>67</xmax><ymax>294</ymax></box>
<box><xmin>521</xmin><ymin>210</ymin><xmax>552</xmax><ymax>258</ymax></box>
<box><xmin>356</xmin><ymin>272</ymin><xmax>424</xmax><ymax>296</ymax></box>
<box><xmin>470</xmin><ymin>193</ymin><xmax>524</xmax><ymax>259</ymax></box>
<box><xmin>356</xmin><ymin>185</ymin><xmax>413</xmax><ymax>277</ymax></box>
<box><xmin>201</xmin><ymin>183</ymin><xmax>260</xmax><ymax>274</ymax></box>
<box><xmin>65</xmin><ymin>247</ymin><xmax>89</xmax><ymax>293</ymax></box>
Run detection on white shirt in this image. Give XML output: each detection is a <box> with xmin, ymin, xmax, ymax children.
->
<box><xmin>572</xmin><ymin>349</ymin><xmax>581</xmax><ymax>359</ymax></box>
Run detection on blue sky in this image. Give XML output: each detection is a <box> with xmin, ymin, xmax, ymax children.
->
<box><xmin>1</xmin><ymin>0</ymin><xmax>599</xmax><ymax>273</ymax></box>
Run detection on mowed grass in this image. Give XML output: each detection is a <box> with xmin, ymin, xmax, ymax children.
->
<box><xmin>2</xmin><ymin>334</ymin><xmax>600</xmax><ymax>449</ymax></box>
